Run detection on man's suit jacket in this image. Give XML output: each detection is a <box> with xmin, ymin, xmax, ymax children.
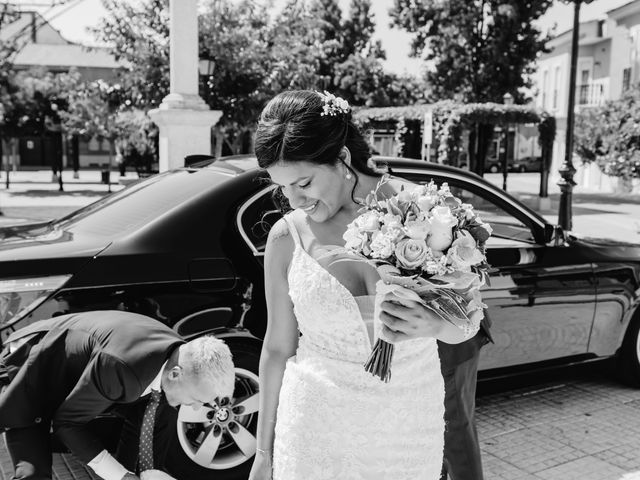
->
<box><xmin>0</xmin><ymin>311</ymin><xmax>184</xmax><ymax>464</ymax></box>
<box><xmin>437</xmin><ymin>311</ymin><xmax>493</xmax><ymax>368</ymax></box>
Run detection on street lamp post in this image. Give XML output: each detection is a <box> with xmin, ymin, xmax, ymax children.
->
<box><xmin>558</xmin><ymin>0</ymin><xmax>588</xmax><ymax>232</ymax></box>
<box><xmin>198</xmin><ymin>58</ymin><xmax>215</xmax><ymax>106</ymax></box>
<box><xmin>502</xmin><ymin>92</ymin><xmax>514</xmax><ymax>191</ymax></box>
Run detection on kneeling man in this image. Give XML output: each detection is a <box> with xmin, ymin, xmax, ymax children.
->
<box><xmin>0</xmin><ymin>310</ymin><xmax>235</xmax><ymax>480</ymax></box>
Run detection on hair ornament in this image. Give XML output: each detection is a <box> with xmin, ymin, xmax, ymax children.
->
<box><xmin>317</xmin><ymin>91</ymin><xmax>351</xmax><ymax>116</ymax></box>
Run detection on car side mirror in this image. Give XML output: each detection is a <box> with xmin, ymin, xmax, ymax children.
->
<box><xmin>543</xmin><ymin>223</ymin><xmax>564</xmax><ymax>244</ymax></box>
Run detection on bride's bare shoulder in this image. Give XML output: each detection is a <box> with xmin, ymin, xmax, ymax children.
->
<box><xmin>265</xmin><ymin>216</ymin><xmax>295</xmax><ymax>267</ymax></box>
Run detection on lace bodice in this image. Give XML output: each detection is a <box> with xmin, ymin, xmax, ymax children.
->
<box><xmin>274</xmin><ymin>213</ymin><xmax>445</xmax><ymax>480</ymax></box>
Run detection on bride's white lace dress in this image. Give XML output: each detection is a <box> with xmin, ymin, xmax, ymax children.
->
<box><xmin>273</xmin><ymin>213</ymin><xmax>444</xmax><ymax>480</ymax></box>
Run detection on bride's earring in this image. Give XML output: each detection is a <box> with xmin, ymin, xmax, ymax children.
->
<box><xmin>345</xmin><ymin>172</ymin><xmax>352</xmax><ymax>180</ymax></box>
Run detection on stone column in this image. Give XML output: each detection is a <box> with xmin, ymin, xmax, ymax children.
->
<box><xmin>149</xmin><ymin>0</ymin><xmax>222</xmax><ymax>172</ymax></box>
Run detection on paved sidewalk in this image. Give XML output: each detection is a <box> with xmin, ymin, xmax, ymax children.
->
<box><xmin>0</xmin><ymin>369</ymin><xmax>638</xmax><ymax>480</ymax></box>
<box><xmin>478</xmin><ymin>370</ymin><xmax>640</xmax><ymax>480</ymax></box>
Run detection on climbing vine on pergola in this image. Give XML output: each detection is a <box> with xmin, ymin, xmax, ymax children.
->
<box><xmin>354</xmin><ymin>102</ymin><xmax>556</xmax><ymax>196</ymax></box>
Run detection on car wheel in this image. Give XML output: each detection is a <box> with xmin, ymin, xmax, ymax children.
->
<box><xmin>489</xmin><ymin>164</ymin><xmax>499</xmax><ymax>173</ymax></box>
<box><xmin>618</xmin><ymin>313</ymin><xmax>640</xmax><ymax>387</ymax></box>
<box><xmin>165</xmin><ymin>341</ymin><xmax>261</xmax><ymax>480</ymax></box>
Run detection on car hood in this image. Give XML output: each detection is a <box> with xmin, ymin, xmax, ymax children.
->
<box><xmin>0</xmin><ymin>222</ymin><xmax>108</xmax><ymax>261</ymax></box>
<box><xmin>569</xmin><ymin>233</ymin><xmax>640</xmax><ymax>261</ymax></box>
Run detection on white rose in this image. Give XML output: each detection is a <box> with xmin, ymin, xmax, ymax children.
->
<box><xmin>343</xmin><ymin>227</ymin><xmax>368</xmax><ymax>252</ymax></box>
<box><xmin>394</xmin><ymin>238</ymin><xmax>430</xmax><ymax>270</ymax></box>
<box><xmin>397</xmin><ymin>189</ymin><xmax>413</xmax><ymax>204</ymax></box>
<box><xmin>427</xmin><ymin>206</ymin><xmax>457</xmax><ymax>252</ymax></box>
<box><xmin>417</xmin><ymin>194</ymin><xmax>437</xmax><ymax>212</ymax></box>
<box><xmin>382</xmin><ymin>213</ymin><xmax>403</xmax><ymax>230</ymax></box>
<box><xmin>370</xmin><ymin>231</ymin><xmax>394</xmax><ymax>259</ymax></box>
<box><xmin>404</xmin><ymin>218</ymin><xmax>431</xmax><ymax>240</ymax></box>
<box><xmin>447</xmin><ymin>230</ymin><xmax>485</xmax><ymax>271</ymax></box>
<box><xmin>355</xmin><ymin>210</ymin><xmax>381</xmax><ymax>232</ymax></box>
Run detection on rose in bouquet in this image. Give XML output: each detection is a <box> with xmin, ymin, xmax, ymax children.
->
<box><xmin>343</xmin><ymin>178</ymin><xmax>492</xmax><ymax>382</ymax></box>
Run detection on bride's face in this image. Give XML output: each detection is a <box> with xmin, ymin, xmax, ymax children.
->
<box><xmin>267</xmin><ymin>160</ymin><xmax>352</xmax><ymax>222</ymax></box>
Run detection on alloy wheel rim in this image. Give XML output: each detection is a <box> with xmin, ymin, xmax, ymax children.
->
<box><xmin>176</xmin><ymin>367</ymin><xmax>260</xmax><ymax>469</ymax></box>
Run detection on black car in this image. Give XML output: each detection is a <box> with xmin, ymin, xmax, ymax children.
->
<box><xmin>1</xmin><ymin>156</ymin><xmax>639</xmax><ymax>480</ymax></box>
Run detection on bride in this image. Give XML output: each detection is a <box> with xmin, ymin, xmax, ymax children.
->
<box><xmin>249</xmin><ymin>90</ymin><xmax>475</xmax><ymax>480</ymax></box>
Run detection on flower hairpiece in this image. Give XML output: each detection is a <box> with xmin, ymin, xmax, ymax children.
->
<box><xmin>317</xmin><ymin>91</ymin><xmax>350</xmax><ymax>116</ymax></box>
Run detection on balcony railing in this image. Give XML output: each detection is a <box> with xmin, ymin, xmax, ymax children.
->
<box><xmin>576</xmin><ymin>78</ymin><xmax>609</xmax><ymax>107</ymax></box>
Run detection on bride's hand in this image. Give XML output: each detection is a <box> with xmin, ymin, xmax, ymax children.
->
<box><xmin>379</xmin><ymin>293</ymin><xmax>443</xmax><ymax>342</ymax></box>
<box><xmin>248</xmin><ymin>450</ymin><xmax>273</xmax><ymax>480</ymax></box>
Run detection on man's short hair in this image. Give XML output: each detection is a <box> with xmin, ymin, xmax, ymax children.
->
<box><xmin>182</xmin><ymin>336</ymin><xmax>235</xmax><ymax>399</ymax></box>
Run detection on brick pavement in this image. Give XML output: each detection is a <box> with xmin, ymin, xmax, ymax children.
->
<box><xmin>478</xmin><ymin>372</ymin><xmax>640</xmax><ymax>480</ymax></box>
<box><xmin>0</xmin><ymin>370</ymin><xmax>638</xmax><ymax>479</ymax></box>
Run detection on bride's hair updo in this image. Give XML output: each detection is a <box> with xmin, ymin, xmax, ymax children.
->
<box><xmin>254</xmin><ymin>90</ymin><xmax>381</xmax><ymax>181</ymax></box>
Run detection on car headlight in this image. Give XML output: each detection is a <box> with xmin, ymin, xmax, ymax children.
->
<box><xmin>0</xmin><ymin>275</ymin><xmax>71</xmax><ymax>329</ymax></box>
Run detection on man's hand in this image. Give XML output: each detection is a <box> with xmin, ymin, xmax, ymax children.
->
<box><xmin>140</xmin><ymin>469</ymin><xmax>178</xmax><ymax>480</ymax></box>
<box><xmin>121</xmin><ymin>473</ymin><xmax>140</xmax><ymax>480</ymax></box>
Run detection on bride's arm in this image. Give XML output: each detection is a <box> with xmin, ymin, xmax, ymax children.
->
<box><xmin>254</xmin><ymin>219</ymin><xmax>299</xmax><ymax>464</ymax></box>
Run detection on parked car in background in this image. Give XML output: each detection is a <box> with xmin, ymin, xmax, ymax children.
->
<box><xmin>512</xmin><ymin>155</ymin><xmax>542</xmax><ymax>173</ymax></box>
<box><xmin>1</xmin><ymin>156</ymin><xmax>639</xmax><ymax>480</ymax></box>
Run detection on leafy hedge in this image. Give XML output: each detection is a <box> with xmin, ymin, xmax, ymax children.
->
<box><xmin>574</xmin><ymin>86</ymin><xmax>640</xmax><ymax>180</ymax></box>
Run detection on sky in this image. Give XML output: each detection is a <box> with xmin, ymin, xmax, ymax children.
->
<box><xmin>12</xmin><ymin>0</ymin><xmax>638</xmax><ymax>77</ymax></box>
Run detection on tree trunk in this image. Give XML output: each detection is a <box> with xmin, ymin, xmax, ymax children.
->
<box><xmin>214</xmin><ymin>128</ymin><xmax>224</xmax><ymax>158</ymax></box>
<box><xmin>467</xmin><ymin>124</ymin><xmax>477</xmax><ymax>172</ymax></box>
<box><xmin>474</xmin><ymin>123</ymin><xmax>494</xmax><ymax>177</ymax></box>
<box><xmin>539</xmin><ymin>141</ymin><xmax>551</xmax><ymax>197</ymax></box>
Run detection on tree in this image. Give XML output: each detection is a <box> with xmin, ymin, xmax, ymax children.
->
<box><xmin>93</xmin><ymin>0</ymin><xmax>424</xmax><ymax>155</ymax></box>
<box><xmin>91</xmin><ymin>0</ymin><xmax>170</xmax><ymax>110</ymax></box>
<box><xmin>574</xmin><ymin>87</ymin><xmax>640</xmax><ymax>191</ymax></box>
<box><xmin>390</xmin><ymin>0</ymin><xmax>553</xmax><ymax>174</ymax></box>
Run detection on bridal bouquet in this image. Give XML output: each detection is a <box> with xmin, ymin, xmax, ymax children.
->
<box><xmin>343</xmin><ymin>178</ymin><xmax>492</xmax><ymax>382</ymax></box>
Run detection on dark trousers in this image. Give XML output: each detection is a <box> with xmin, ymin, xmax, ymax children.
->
<box><xmin>439</xmin><ymin>348</ymin><xmax>484</xmax><ymax>480</ymax></box>
<box><xmin>4</xmin><ymin>425</ymin><xmax>52</xmax><ymax>480</ymax></box>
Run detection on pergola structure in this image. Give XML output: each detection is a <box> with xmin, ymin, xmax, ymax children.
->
<box><xmin>355</xmin><ymin>103</ymin><xmax>556</xmax><ymax>205</ymax></box>
<box><xmin>148</xmin><ymin>0</ymin><xmax>221</xmax><ymax>172</ymax></box>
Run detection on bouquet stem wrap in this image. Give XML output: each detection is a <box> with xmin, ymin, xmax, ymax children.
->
<box><xmin>365</xmin><ymin>281</ymin><xmax>426</xmax><ymax>382</ymax></box>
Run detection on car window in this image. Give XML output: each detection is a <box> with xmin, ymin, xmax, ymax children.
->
<box><xmin>240</xmin><ymin>174</ymin><xmax>537</xmax><ymax>254</ymax></box>
<box><xmin>403</xmin><ymin>175</ymin><xmax>537</xmax><ymax>244</ymax></box>
<box><xmin>446</xmin><ymin>185</ymin><xmax>535</xmax><ymax>243</ymax></box>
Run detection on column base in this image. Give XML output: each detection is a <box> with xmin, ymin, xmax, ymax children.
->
<box><xmin>148</xmin><ymin>107</ymin><xmax>222</xmax><ymax>172</ymax></box>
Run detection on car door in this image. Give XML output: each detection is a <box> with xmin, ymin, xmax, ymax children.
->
<box><xmin>394</xmin><ymin>168</ymin><xmax>597</xmax><ymax>372</ymax></box>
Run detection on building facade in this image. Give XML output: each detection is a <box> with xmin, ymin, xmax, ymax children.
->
<box><xmin>534</xmin><ymin>0</ymin><xmax>640</xmax><ymax>192</ymax></box>
<box><xmin>1</xmin><ymin>11</ymin><xmax>122</xmax><ymax>169</ymax></box>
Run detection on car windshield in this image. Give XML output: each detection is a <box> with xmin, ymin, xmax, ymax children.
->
<box><xmin>51</xmin><ymin>169</ymin><xmax>234</xmax><ymax>237</ymax></box>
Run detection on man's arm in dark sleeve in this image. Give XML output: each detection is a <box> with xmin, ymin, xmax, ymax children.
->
<box><xmin>52</xmin><ymin>353</ymin><xmax>142</xmax><ymax>463</ymax></box>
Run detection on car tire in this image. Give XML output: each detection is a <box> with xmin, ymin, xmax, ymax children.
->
<box><xmin>618</xmin><ymin>313</ymin><xmax>640</xmax><ymax>387</ymax></box>
<box><xmin>489</xmin><ymin>165</ymin><xmax>499</xmax><ymax>173</ymax></box>
<box><xmin>164</xmin><ymin>340</ymin><xmax>261</xmax><ymax>480</ymax></box>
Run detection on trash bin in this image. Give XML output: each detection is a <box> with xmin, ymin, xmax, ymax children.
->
<box><xmin>101</xmin><ymin>169</ymin><xmax>110</xmax><ymax>184</ymax></box>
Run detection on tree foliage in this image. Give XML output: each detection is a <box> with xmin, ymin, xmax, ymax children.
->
<box><xmin>91</xmin><ymin>0</ymin><xmax>423</xmax><ymax>154</ymax></box>
<box><xmin>91</xmin><ymin>0</ymin><xmax>170</xmax><ymax>110</ymax></box>
<box><xmin>574</xmin><ymin>87</ymin><xmax>640</xmax><ymax>180</ymax></box>
<box><xmin>389</xmin><ymin>0</ymin><xmax>552</xmax><ymax>103</ymax></box>
<box><xmin>389</xmin><ymin>0</ymin><xmax>553</xmax><ymax>175</ymax></box>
